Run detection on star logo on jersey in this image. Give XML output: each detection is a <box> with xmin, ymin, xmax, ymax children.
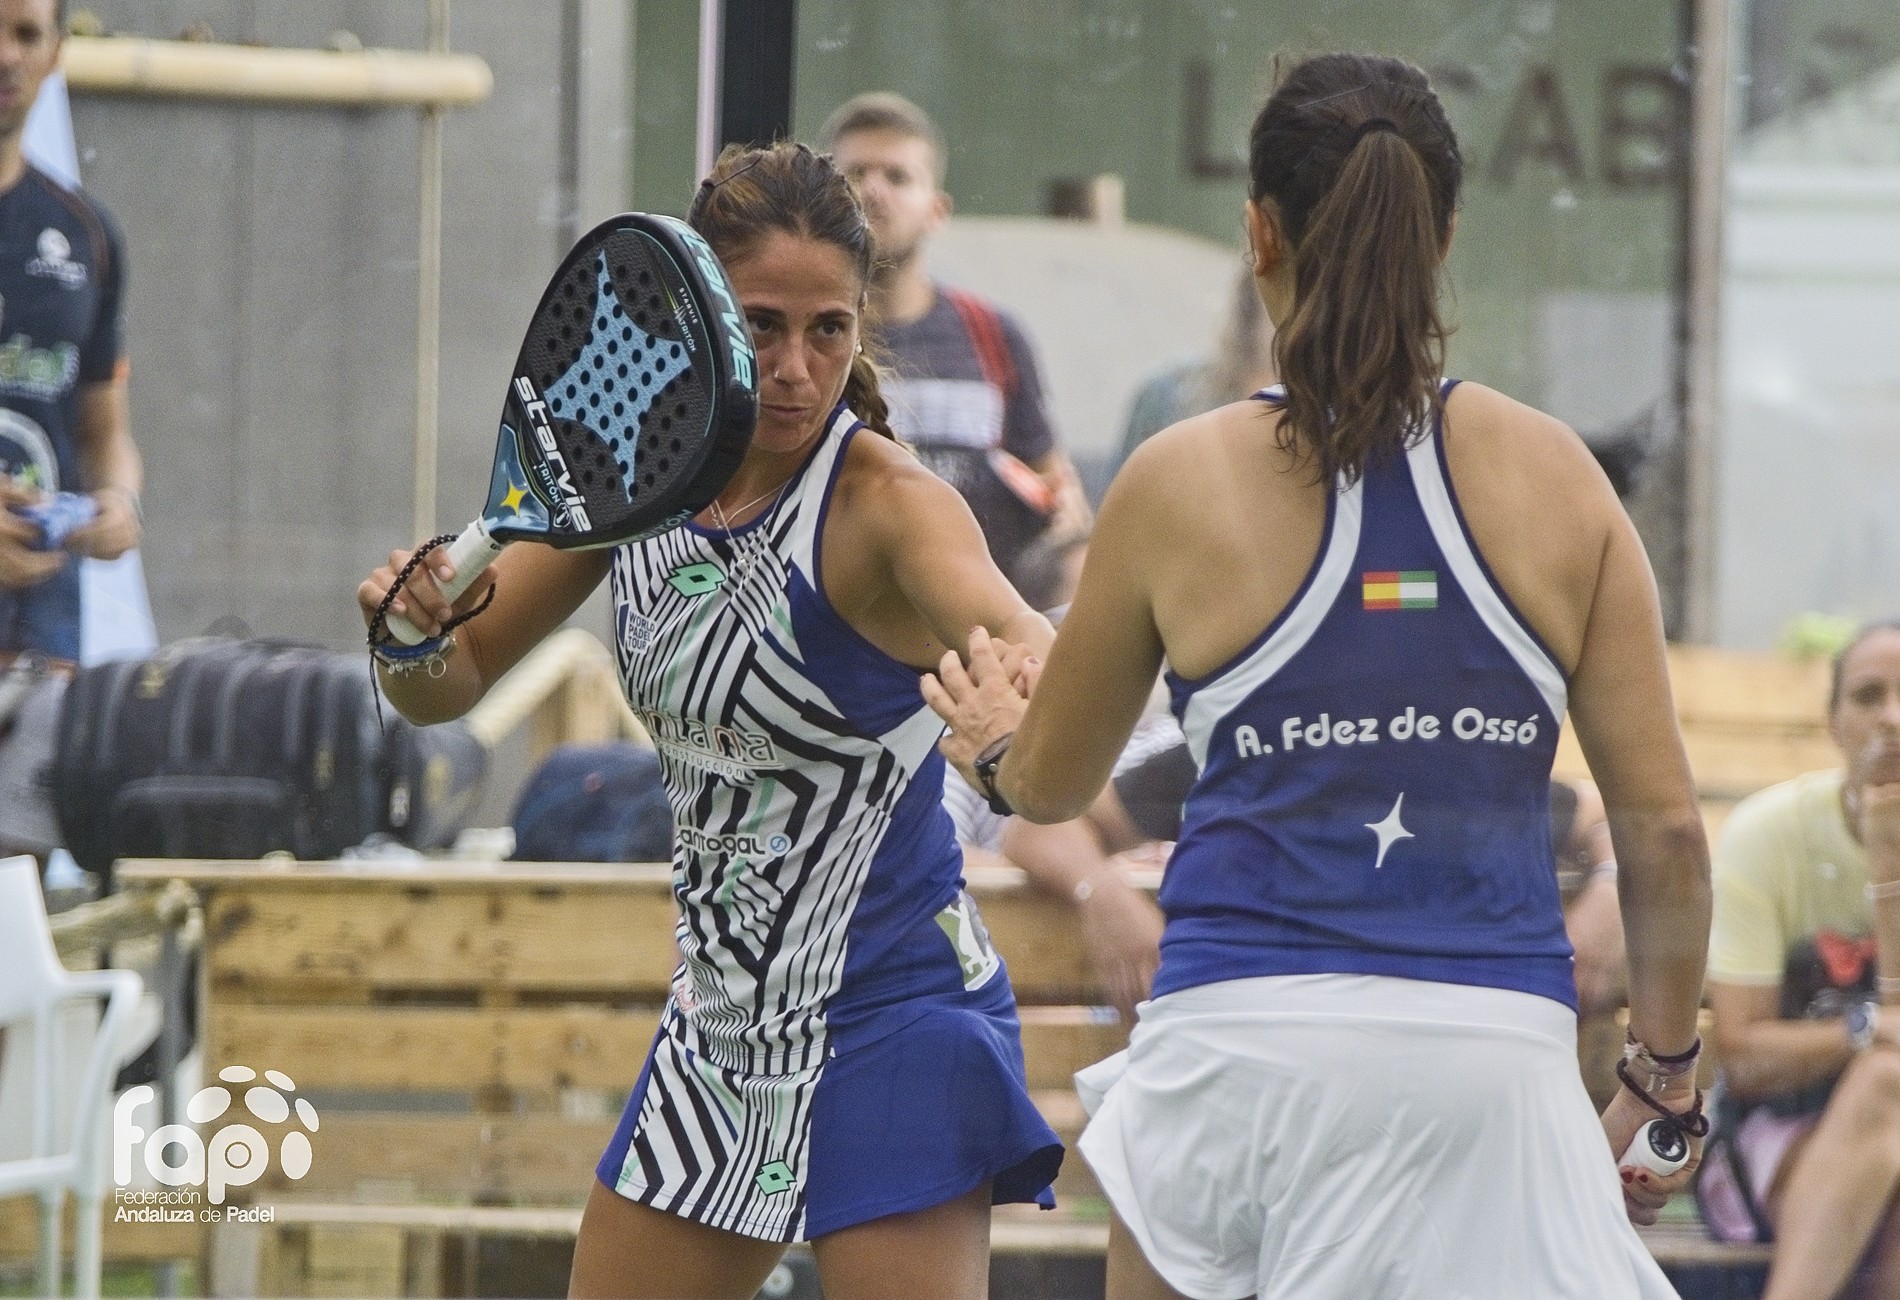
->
<box><xmin>1366</xmin><ymin>792</ymin><xmax>1414</xmax><ymax>870</ymax></box>
<box><xmin>754</xmin><ymin>1160</ymin><xmax>796</xmax><ymax>1195</ymax></box>
<box><xmin>667</xmin><ymin>561</ymin><xmax>725</xmax><ymax>598</ymax></box>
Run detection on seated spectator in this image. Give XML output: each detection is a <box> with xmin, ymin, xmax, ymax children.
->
<box><xmin>1701</xmin><ymin>619</ymin><xmax>1900</xmax><ymax>1297</ymax></box>
<box><xmin>1000</xmin><ymin>717</ymin><xmax>1182</xmax><ymax>1021</ymax></box>
<box><xmin>1549</xmin><ymin>776</ymin><xmax>1627</xmax><ymax>1016</ymax></box>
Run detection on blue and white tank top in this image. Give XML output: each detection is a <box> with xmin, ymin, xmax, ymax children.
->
<box><xmin>1156</xmin><ymin>382</ymin><xmax>1577</xmax><ymax>1009</ymax></box>
<box><xmin>609</xmin><ymin>406</ymin><xmax>998</xmax><ymax>1075</ymax></box>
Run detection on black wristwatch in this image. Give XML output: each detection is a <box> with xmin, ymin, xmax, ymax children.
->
<box><xmin>1847</xmin><ymin>999</ymin><xmax>1881</xmax><ymax>1053</ymax></box>
<box><xmin>973</xmin><ymin>734</ymin><xmax>1014</xmax><ymax>816</ymax></box>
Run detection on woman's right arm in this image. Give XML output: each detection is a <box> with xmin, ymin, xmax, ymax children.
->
<box><xmin>357</xmin><ymin>540</ymin><xmax>612</xmax><ymax>724</ymax></box>
<box><xmin>1564</xmin><ymin>510</ymin><xmax>1710</xmax><ymax>1221</ymax></box>
<box><xmin>1565</xmin><ymin>513</ymin><xmax>1711</xmax><ymax>1060</ymax></box>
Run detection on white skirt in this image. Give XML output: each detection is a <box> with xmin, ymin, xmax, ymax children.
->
<box><xmin>1075</xmin><ymin>974</ymin><xmax>1679</xmax><ymax>1300</ymax></box>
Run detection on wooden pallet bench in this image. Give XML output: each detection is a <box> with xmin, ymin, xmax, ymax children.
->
<box><xmin>95</xmin><ymin>857</ymin><xmax>1128</xmax><ymax>1294</ymax></box>
<box><xmin>1554</xmin><ymin>644</ymin><xmax>1834</xmax><ymax>842</ymax></box>
<box><xmin>102</xmin><ymin>854</ymin><xmax>1781</xmax><ymax>1297</ymax></box>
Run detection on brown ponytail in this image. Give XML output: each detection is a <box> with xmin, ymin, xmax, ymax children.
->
<box><xmin>843</xmin><ymin>349</ymin><xmax>895</xmax><ymax>438</ymax></box>
<box><xmin>688</xmin><ymin>140</ymin><xmax>898</xmax><ymax>440</ymax></box>
<box><xmin>1248</xmin><ymin>54</ymin><xmax>1462</xmax><ymax>483</ymax></box>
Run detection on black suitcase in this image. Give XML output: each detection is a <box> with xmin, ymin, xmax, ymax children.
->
<box><xmin>50</xmin><ymin>639</ymin><xmax>487</xmax><ymax>876</ymax></box>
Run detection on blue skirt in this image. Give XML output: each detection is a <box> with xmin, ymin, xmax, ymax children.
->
<box><xmin>596</xmin><ymin>972</ymin><xmax>1063</xmax><ymax>1242</ymax></box>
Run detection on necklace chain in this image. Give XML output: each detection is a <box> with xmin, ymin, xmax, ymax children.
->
<box><xmin>705</xmin><ymin>478</ymin><xmax>791</xmax><ymax>595</ymax></box>
<box><xmin>707</xmin><ymin>481</ymin><xmax>786</xmax><ymax>534</ymax></box>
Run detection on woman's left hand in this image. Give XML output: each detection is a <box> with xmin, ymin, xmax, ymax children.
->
<box><xmin>922</xmin><ymin>626</ymin><xmax>1036</xmax><ymax>781</ymax></box>
<box><xmin>1599</xmin><ymin>1085</ymin><xmax>1701</xmax><ymax>1226</ymax></box>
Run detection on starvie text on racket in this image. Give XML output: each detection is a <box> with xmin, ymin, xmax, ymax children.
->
<box><xmin>515</xmin><ymin>375</ymin><xmax>592</xmax><ymax>530</ymax></box>
<box><xmin>677</xmin><ymin>226</ymin><xmax>755</xmax><ymax>389</ymax></box>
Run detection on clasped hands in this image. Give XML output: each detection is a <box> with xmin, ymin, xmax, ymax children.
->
<box><xmin>921</xmin><ymin>627</ymin><xmax>1041</xmax><ymax>787</ymax></box>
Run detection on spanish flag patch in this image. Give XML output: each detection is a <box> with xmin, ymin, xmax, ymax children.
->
<box><xmin>1363</xmin><ymin>570</ymin><xmax>1438</xmax><ymax>610</ymax></box>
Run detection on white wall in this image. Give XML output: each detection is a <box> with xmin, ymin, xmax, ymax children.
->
<box><xmin>1715</xmin><ymin>164</ymin><xmax>1900</xmax><ymax>647</ymax></box>
<box><xmin>929</xmin><ymin>216</ymin><xmax>1237</xmax><ymax>479</ymax></box>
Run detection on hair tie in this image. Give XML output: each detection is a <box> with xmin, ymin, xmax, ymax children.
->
<box><xmin>698</xmin><ymin>154</ymin><xmax>766</xmax><ymax>195</ymax></box>
<box><xmin>1352</xmin><ymin>117</ymin><xmax>1400</xmax><ymax>145</ymax></box>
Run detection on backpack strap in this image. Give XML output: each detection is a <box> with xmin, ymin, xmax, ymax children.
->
<box><xmin>940</xmin><ymin>286</ymin><xmax>1019</xmax><ymax>401</ymax></box>
<box><xmin>1694</xmin><ymin>1085</ymin><xmax>1778</xmax><ymax>1243</ymax></box>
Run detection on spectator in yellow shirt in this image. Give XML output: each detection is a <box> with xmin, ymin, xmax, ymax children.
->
<box><xmin>1703</xmin><ymin>619</ymin><xmax>1900</xmax><ymax>1299</ymax></box>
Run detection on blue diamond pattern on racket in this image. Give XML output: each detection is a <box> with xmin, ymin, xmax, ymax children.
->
<box><xmin>544</xmin><ymin>251</ymin><xmax>693</xmax><ymax>497</ymax></box>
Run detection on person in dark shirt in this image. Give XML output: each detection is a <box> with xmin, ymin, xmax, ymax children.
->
<box><xmin>819</xmin><ymin>92</ymin><xmax>1089</xmax><ymax>581</ymax></box>
<box><xmin>0</xmin><ymin>0</ymin><xmax>143</xmax><ymax>859</ymax></box>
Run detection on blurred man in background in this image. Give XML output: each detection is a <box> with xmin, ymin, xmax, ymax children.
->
<box><xmin>821</xmin><ymin>91</ymin><xmax>1088</xmax><ymax>582</ymax></box>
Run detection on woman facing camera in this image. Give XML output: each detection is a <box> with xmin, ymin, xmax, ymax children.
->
<box><xmin>360</xmin><ymin>142</ymin><xmax>1061</xmax><ymax>1300</ymax></box>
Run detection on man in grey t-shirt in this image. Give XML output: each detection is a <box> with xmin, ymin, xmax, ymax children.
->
<box><xmin>820</xmin><ymin>91</ymin><xmax>1089</xmax><ymax>579</ymax></box>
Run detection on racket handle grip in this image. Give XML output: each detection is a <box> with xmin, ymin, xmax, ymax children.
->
<box><xmin>1618</xmin><ymin>1119</ymin><xmax>1690</xmax><ymax>1177</ymax></box>
<box><xmin>383</xmin><ymin>522</ymin><xmax>506</xmax><ymax>646</ymax></box>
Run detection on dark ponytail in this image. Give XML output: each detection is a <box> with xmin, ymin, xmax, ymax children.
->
<box><xmin>1249</xmin><ymin>54</ymin><xmax>1462</xmax><ymax>483</ymax></box>
<box><xmin>843</xmin><ymin>350</ymin><xmax>894</xmax><ymax>438</ymax></box>
<box><xmin>688</xmin><ymin>141</ymin><xmax>897</xmax><ymax>440</ymax></box>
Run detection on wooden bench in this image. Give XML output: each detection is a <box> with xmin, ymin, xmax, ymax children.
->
<box><xmin>94</xmin><ymin>857</ymin><xmax>1132</xmax><ymax>1295</ymax></box>
<box><xmin>99</xmin><ymin>851</ymin><xmax>1780</xmax><ymax>1297</ymax></box>
<box><xmin>1554</xmin><ymin>643</ymin><xmax>1834</xmax><ymax>841</ymax></box>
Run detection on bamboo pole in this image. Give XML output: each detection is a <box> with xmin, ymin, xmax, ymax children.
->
<box><xmin>1683</xmin><ymin>0</ymin><xmax>1735</xmax><ymax>642</ymax></box>
<box><xmin>414</xmin><ymin>0</ymin><xmax>450</xmax><ymax>542</ymax></box>
<box><xmin>695</xmin><ymin>0</ymin><xmax>721</xmax><ymax>179</ymax></box>
<box><xmin>60</xmin><ymin>34</ymin><xmax>492</xmax><ymax>108</ymax></box>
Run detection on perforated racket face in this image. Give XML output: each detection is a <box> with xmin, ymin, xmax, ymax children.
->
<box><xmin>482</xmin><ymin>215</ymin><xmax>756</xmax><ymax>547</ymax></box>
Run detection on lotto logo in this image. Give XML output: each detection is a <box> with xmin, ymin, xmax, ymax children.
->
<box><xmin>668</xmin><ymin>561</ymin><xmax>725</xmax><ymax>597</ymax></box>
<box><xmin>754</xmin><ymin>1160</ymin><xmax>796</xmax><ymax>1196</ymax></box>
<box><xmin>114</xmin><ymin>1067</ymin><xmax>318</xmax><ymax>1205</ymax></box>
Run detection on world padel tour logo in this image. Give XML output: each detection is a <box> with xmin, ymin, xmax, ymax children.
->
<box><xmin>113</xmin><ymin>1066</ymin><xmax>318</xmax><ymax>1207</ymax></box>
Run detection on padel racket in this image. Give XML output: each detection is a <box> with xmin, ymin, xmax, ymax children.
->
<box><xmin>384</xmin><ymin>212</ymin><xmax>757</xmax><ymax>645</ymax></box>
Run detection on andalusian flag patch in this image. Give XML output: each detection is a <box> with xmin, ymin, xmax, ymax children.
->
<box><xmin>1363</xmin><ymin>570</ymin><xmax>1438</xmax><ymax>610</ymax></box>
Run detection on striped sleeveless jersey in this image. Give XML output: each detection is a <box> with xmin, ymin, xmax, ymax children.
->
<box><xmin>608</xmin><ymin>406</ymin><xmax>996</xmax><ymax>1075</ymax></box>
<box><xmin>1156</xmin><ymin>382</ymin><xmax>1578</xmax><ymax>1009</ymax></box>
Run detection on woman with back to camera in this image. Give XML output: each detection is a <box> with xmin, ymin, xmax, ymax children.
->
<box><xmin>924</xmin><ymin>52</ymin><xmax>1711</xmax><ymax>1299</ymax></box>
<box><xmin>359</xmin><ymin>142</ymin><xmax>1061</xmax><ymax>1300</ymax></box>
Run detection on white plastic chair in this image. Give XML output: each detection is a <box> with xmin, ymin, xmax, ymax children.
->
<box><xmin>0</xmin><ymin>856</ymin><xmax>144</xmax><ymax>1299</ymax></box>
